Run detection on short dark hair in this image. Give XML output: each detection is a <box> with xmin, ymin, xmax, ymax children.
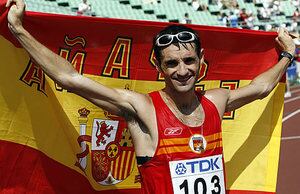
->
<box><xmin>153</xmin><ymin>25</ymin><xmax>201</xmax><ymax>65</ymax></box>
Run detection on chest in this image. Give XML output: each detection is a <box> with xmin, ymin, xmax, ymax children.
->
<box><xmin>167</xmin><ymin>102</ymin><xmax>205</xmax><ymax>127</ymax></box>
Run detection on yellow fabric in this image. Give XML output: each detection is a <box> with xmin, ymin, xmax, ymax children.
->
<box><xmin>0</xmin><ymin>36</ymin><xmax>283</xmax><ymax>192</ymax></box>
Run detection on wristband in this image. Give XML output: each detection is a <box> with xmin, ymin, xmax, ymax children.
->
<box><xmin>280</xmin><ymin>51</ymin><xmax>294</xmax><ymax>62</ymax></box>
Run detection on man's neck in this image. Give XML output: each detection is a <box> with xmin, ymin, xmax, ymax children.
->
<box><xmin>162</xmin><ymin>88</ymin><xmax>199</xmax><ymax>115</ymax></box>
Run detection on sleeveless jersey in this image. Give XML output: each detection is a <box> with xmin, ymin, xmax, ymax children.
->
<box><xmin>138</xmin><ymin>91</ymin><xmax>225</xmax><ymax>194</ymax></box>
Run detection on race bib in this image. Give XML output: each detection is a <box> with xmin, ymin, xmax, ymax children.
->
<box><xmin>169</xmin><ymin>154</ymin><xmax>225</xmax><ymax>194</ymax></box>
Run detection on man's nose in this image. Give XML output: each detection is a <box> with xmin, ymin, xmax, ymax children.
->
<box><xmin>177</xmin><ymin>63</ymin><xmax>189</xmax><ymax>76</ymax></box>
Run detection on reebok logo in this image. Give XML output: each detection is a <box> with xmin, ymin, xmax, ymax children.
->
<box><xmin>164</xmin><ymin>127</ymin><xmax>183</xmax><ymax>136</ymax></box>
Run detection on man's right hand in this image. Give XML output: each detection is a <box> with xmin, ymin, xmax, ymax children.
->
<box><xmin>6</xmin><ymin>0</ymin><xmax>25</xmax><ymax>33</ymax></box>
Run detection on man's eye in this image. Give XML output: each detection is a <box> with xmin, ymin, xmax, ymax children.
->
<box><xmin>184</xmin><ymin>57</ymin><xmax>195</xmax><ymax>64</ymax></box>
<box><xmin>166</xmin><ymin>60</ymin><xmax>178</xmax><ymax>67</ymax></box>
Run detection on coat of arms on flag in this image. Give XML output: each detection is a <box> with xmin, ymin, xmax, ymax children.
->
<box><xmin>76</xmin><ymin>108</ymin><xmax>136</xmax><ymax>185</ymax></box>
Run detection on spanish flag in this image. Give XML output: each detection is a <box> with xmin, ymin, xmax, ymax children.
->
<box><xmin>0</xmin><ymin>1</ymin><xmax>284</xmax><ymax>193</ymax></box>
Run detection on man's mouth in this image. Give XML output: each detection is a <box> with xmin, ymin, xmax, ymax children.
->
<box><xmin>175</xmin><ymin>75</ymin><xmax>193</xmax><ymax>83</ymax></box>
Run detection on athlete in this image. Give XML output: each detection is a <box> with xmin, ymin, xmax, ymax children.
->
<box><xmin>6</xmin><ymin>0</ymin><xmax>295</xmax><ymax>193</ymax></box>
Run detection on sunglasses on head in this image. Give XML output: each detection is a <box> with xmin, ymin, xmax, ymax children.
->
<box><xmin>156</xmin><ymin>31</ymin><xmax>196</xmax><ymax>47</ymax></box>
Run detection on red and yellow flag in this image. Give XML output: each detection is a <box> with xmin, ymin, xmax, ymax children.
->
<box><xmin>0</xmin><ymin>1</ymin><xmax>284</xmax><ymax>193</ymax></box>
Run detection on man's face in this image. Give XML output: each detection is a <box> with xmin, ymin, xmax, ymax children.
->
<box><xmin>159</xmin><ymin>42</ymin><xmax>202</xmax><ymax>93</ymax></box>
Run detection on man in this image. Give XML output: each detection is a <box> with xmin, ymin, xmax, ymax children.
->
<box><xmin>181</xmin><ymin>13</ymin><xmax>192</xmax><ymax>24</ymax></box>
<box><xmin>5</xmin><ymin>0</ymin><xmax>295</xmax><ymax>193</ymax></box>
<box><xmin>239</xmin><ymin>8</ymin><xmax>249</xmax><ymax>28</ymax></box>
<box><xmin>294</xmin><ymin>39</ymin><xmax>300</xmax><ymax>81</ymax></box>
<box><xmin>77</xmin><ymin>0</ymin><xmax>91</xmax><ymax>16</ymax></box>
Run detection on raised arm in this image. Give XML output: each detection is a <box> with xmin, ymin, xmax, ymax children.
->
<box><xmin>205</xmin><ymin>28</ymin><xmax>295</xmax><ymax>116</ymax></box>
<box><xmin>6</xmin><ymin>0</ymin><xmax>145</xmax><ymax>117</ymax></box>
<box><xmin>225</xmin><ymin>27</ymin><xmax>295</xmax><ymax>112</ymax></box>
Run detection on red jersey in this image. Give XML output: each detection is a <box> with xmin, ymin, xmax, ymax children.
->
<box><xmin>138</xmin><ymin>91</ymin><xmax>225</xmax><ymax>194</ymax></box>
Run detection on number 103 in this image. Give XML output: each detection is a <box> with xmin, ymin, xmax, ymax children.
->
<box><xmin>179</xmin><ymin>175</ymin><xmax>222</xmax><ymax>194</ymax></box>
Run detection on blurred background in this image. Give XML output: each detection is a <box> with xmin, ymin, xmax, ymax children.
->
<box><xmin>23</xmin><ymin>0</ymin><xmax>300</xmax><ymax>193</ymax></box>
<box><xmin>23</xmin><ymin>0</ymin><xmax>300</xmax><ymax>32</ymax></box>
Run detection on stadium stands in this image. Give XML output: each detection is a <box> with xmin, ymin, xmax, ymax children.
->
<box><xmin>23</xmin><ymin>0</ymin><xmax>299</xmax><ymax>32</ymax></box>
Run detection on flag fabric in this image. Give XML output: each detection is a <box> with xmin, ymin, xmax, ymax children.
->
<box><xmin>0</xmin><ymin>1</ymin><xmax>284</xmax><ymax>193</ymax></box>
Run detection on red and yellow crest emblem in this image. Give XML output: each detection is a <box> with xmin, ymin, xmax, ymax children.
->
<box><xmin>75</xmin><ymin>108</ymin><xmax>136</xmax><ymax>185</ymax></box>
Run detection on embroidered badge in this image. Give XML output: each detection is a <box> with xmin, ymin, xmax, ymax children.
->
<box><xmin>189</xmin><ymin>134</ymin><xmax>207</xmax><ymax>153</ymax></box>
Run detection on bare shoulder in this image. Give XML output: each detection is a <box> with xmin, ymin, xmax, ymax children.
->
<box><xmin>115</xmin><ymin>88</ymin><xmax>153</xmax><ymax>114</ymax></box>
<box><xmin>116</xmin><ymin>89</ymin><xmax>156</xmax><ymax>138</ymax></box>
<box><xmin>204</xmin><ymin>88</ymin><xmax>229</xmax><ymax>103</ymax></box>
<box><xmin>203</xmin><ymin>88</ymin><xmax>230</xmax><ymax>118</ymax></box>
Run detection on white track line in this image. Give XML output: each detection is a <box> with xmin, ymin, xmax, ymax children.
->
<box><xmin>281</xmin><ymin>136</ymin><xmax>300</xmax><ymax>140</ymax></box>
<box><xmin>291</xmin><ymin>88</ymin><xmax>300</xmax><ymax>94</ymax></box>
<box><xmin>285</xmin><ymin>96</ymin><xmax>300</xmax><ymax>103</ymax></box>
<box><xmin>282</xmin><ymin>109</ymin><xmax>300</xmax><ymax>123</ymax></box>
<box><xmin>282</xmin><ymin>89</ymin><xmax>300</xmax><ymax>140</ymax></box>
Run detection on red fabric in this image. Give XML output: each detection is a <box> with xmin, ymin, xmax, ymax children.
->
<box><xmin>0</xmin><ymin>140</ymin><xmax>140</xmax><ymax>194</ymax></box>
<box><xmin>0</xmin><ymin>0</ymin><xmax>281</xmax><ymax>82</ymax></box>
<box><xmin>0</xmin><ymin>140</ymin><xmax>276</xmax><ymax>194</ymax></box>
<box><xmin>0</xmin><ymin>1</ymin><xmax>282</xmax><ymax>193</ymax></box>
<box><xmin>138</xmin><ymin>91</ymin><xmax>223</xmax><ymax>194</ymax></box>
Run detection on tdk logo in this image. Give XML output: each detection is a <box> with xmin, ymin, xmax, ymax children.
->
<box><xmin>171</xmin><ymin>155</ymin><xmax>223</xmax><ymax>177</ymax></box>
<box><xmin>175</xmin><ymin>163</ymin><xmax>187</xmax><ymax>175</ymax></box>
<box><xmin>185</xmin><ymin>157</ymin><xmax>220</xmax><ymax>174</ymax></box>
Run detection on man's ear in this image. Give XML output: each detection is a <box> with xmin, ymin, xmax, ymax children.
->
<box><xmin>153</xmin><ymin>58</ymin><xmax>163</xmax><ymax>72</ymax></box>
<box><xmin>199</xmin><ymin>48</ymin><xmax>204</xmax><ymax>64</ymax></box>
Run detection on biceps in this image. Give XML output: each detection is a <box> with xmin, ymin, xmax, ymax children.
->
<box><xmin>226</xmin><ymin>85</ymin><xmax>261</xmax><ymax>112</ymax></box>
<box><xmin>69</xmin><ymin>75</ymin><xmax>136</xmax><ymax>114</ymax></box>
<box><xmin>85</xmin><ymin>97</ymin><xmax>126</xmax><ymax>116</ymax></box>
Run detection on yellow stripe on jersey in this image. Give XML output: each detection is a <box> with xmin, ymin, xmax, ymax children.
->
<box><xmin>157</xmin><ymin>140</ymin><xmax>222</xmax><ymax>156</ymax></box>
<box><xmin>159</xmin><ymin>132</ymin><xmax>222</xmax><ymax>146</ymax></box>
